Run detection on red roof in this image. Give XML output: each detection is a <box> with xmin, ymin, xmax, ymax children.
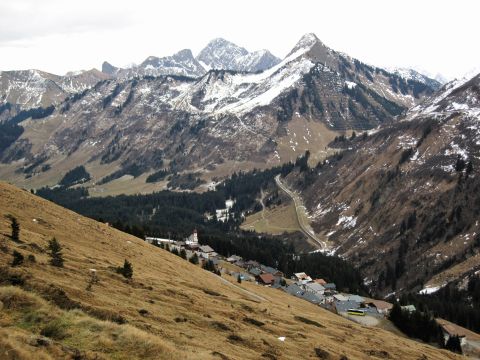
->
<box><xmin>258</xmin><ymin>273</ymin><xmax>275</xmax><ymax>284</ymax></box>
<box><xmin>314</xmin><ymin>278</ymin><xmax>327</xmax><ymax>285</ymax></box>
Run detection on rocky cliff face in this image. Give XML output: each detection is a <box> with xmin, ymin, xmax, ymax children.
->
<box><xmin>287</xmin><ymin>73</ymin><xmax>480</xmax><ymax>296</ymax></box>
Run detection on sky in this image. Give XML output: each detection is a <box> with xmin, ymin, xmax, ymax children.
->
<box><xmin>0</xmin><ymin>0</ymin><xmax>479</xmax><ymax>80</ymax></box>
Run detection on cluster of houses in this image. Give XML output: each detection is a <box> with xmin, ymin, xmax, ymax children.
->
<box><xmin>223</xmin><ymin>256</ymin><xmax>393</xmax><ymax>318</ymax></box>
<box><xmin>225</xmin><ymin>255</ymin><xmax>285</xmax><ymax>285</ymax></box>
<box><xmin>145</xmin><ymin>232</ymin><xmax>393</xmax><ymax>319</ymax></box>
<box><xmin>284</xmin><ymin>272</ymin><xmax>393</xmax><ymax>317</ymax></box>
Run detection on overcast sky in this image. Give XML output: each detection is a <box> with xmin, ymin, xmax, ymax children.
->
<box><xmin>0</xmin><ymin>0</ymin><xmax>478</xmax><ymax>80</ymax></box>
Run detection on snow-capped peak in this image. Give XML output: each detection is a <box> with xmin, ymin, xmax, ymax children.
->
<box><xmin>196</xmin><ymin>38</ymin><xmax>280</xmax><ymax>73</ymax></box>
<box><xmin>288</xmin><ymin>33</ymin><xmax>322</xmax><ymax>56</ymax></box>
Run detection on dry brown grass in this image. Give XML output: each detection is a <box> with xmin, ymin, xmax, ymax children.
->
<box><xmin>0</xmin><ymin>181</ymin><xmax>460</xmax><ymax>359</ymax></box>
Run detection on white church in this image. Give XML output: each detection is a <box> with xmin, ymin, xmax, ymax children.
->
<box><xmin>185</xmin><ymin>229</ymin><xmax>199</xmax><ymax>247</ymax></box>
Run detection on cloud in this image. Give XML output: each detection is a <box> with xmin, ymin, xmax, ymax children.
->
<box><xmin>0</xmin><ymin>0</ymin><xmax>133</xmax><ymax>45</ymax></box>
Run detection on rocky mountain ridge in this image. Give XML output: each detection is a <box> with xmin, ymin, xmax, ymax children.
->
<box><xmin>0</xmin><ymin>33</ymin><xmax>441</xmax><ymax>195</ymax></box>
<box><xmin>102</xmin><ymin>37</ymin><xmax>281</xmax><ymax>80</ymax></box>
<box><xmin>0</xmin><ymin>68</ymin><xmax>111</xmax><ymax>114</ymax></box>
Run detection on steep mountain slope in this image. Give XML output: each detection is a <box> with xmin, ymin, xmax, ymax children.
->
<box><xmin>196</xmin><ymin>38</ymin><xmax>281</xmax><ymax>72</ymax></box>
<box><xmin>0</xmin><ymin>34</ymin><xmax>440</xmax><ymax>194</ymax></box>
<box><xmin>285</xmin><ymin>73</ymin><xmax>480</xmax><ymax>296</ymax></box>
<box><xmin>0</xmin><ymin>181</ymin><xmax>460</xmax><ymax>359</ymax></box>
<box><xmin>0</xmin><ymin>69</ymin><xmax>111</xmax><ymax>111</ymax></box>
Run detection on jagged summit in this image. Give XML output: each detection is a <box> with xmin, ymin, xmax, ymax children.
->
<box><xmin>196</xmin><ymin>37</ymin><xmax>280</xmax><ymax>72</ymax></box>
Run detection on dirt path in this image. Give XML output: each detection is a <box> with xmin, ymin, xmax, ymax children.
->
<box><xmin>275</xmin><ymin>175</ymin><xmax>327</xmax><ymax>249</ymax></box>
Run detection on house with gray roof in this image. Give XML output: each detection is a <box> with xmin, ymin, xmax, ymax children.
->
<box><xmin>333</xmin><ymin>294</ymin><xmax>349</xmax><ymax>302</ymax></box>
<box><xmin>305</xmin><ymin>282</ymin><xmax>325</xmax><ymax>294</ymax></box>
<box><xmin>286</xmin><ymin>283</ymin><xmax>303</xmax><ymax>297</ymax></box>
<box><xmin>248</xmin><ymin>267</ymin><xmax>262</xmax><ymax>276</ymax></box>
<box><xmin>261</xmin><ymin>265</ymin><xmax>283</xmax><ymax>277</ymax></box>
<box><xmin>323</xmin><ymin>283</ymin><xmax>336</xmax><ymax>291</ymax></box>
<box><xmin>300</xmin><ymin>291</ymin><xmax>325</xmax><ymax>305</ymax></box>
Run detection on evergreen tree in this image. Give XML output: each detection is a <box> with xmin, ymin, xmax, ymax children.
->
<box><xmin>9</xmin><ymin>216</ymin><xmax>20</xmax><ymax>242</ymax></box>
<box><xmin>11</xmin><ymin>250</ymin><xmax>24</xmax><ymax>267</ymax></box>
<box><xmin>180</xmin><ymin>248</ymin><xmax>187</xmax><ymax>259</ymax></box>
<box><xmin>47</xmin><ymin>237</ymin><xmax>64</xmax><ymax>267</ymax></box>
<box><xmin>237</xmin><ymin>274</ymin><xmax>242</xmax><ymax>283</ymax></box>
<box><xmin>203</xmin><ymin>259</ymin><xmax>217</xmax><ymax>273</ymax></box>
<box><xmin>118</xmin><ymin>259</ymin><xmax>133</xmax><ymax>279</ymax></box>
<box><xmin>189</xmin><ymin>253</ymin><xmax>199</xmax><ymax>264</ymax></box>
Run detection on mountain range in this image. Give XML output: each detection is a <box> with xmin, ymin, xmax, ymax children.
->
<box><xmin>102</xmin><ymin>37</ymin><xmax>281</xmax><ymax>79</ymax></box>
<box><xmin>0</xmin><ymin>33</ymin><xmax>442</xmax><ymax>195</ymax></box>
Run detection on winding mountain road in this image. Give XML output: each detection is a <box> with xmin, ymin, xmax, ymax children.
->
<box><xmin>275</xmin><ymin>175</ymin><xmax>327</xmax><ymax>249</ymax></box>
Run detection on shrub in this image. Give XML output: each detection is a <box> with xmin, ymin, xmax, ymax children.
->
<box><xmin>294</xmin><ymin>316</ymin><xmax>325</xmax><ymax>328</ymax></box>
<box><xmin>27</xmin><ymin>254</ymin><xmax>36</xmax><ymax>263</ymax></box>
<box><xmin>243</xmin><ymin>317</ymin><xmax>264</xmax><ymax>327</ymax></box>
<box><xmin>11</xmin><ymin>251</ymin><xmax>24</xmax><ymax>267</ymax></box>
<box><xmin>314</xmin><ymin>348</ymin><xmax>331</xmax><ymax>359</ymax></box>
<box><xmin>138</xmin><ymin>309</ymin><xmax>149</xmax><ymax>316</ymax></box>
<box><xmin>227</xmin><ymin>334</ymin><xmax>243</xmax><ymax>342</ymax></box>
<box><xmin>40</xmin><ymin>318</ymin><xmax>69</xmax><ymax>340</ymax></box>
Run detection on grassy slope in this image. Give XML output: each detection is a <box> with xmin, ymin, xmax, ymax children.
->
<box><xmin>0</xmin><ymin>181</ymin><xmax>459</xmax><ymax>359</ymax></box>
<box><xmin>241</xmin><ymin>203</ymin><xmax>301</xmax><ymax>235</ymax></box>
